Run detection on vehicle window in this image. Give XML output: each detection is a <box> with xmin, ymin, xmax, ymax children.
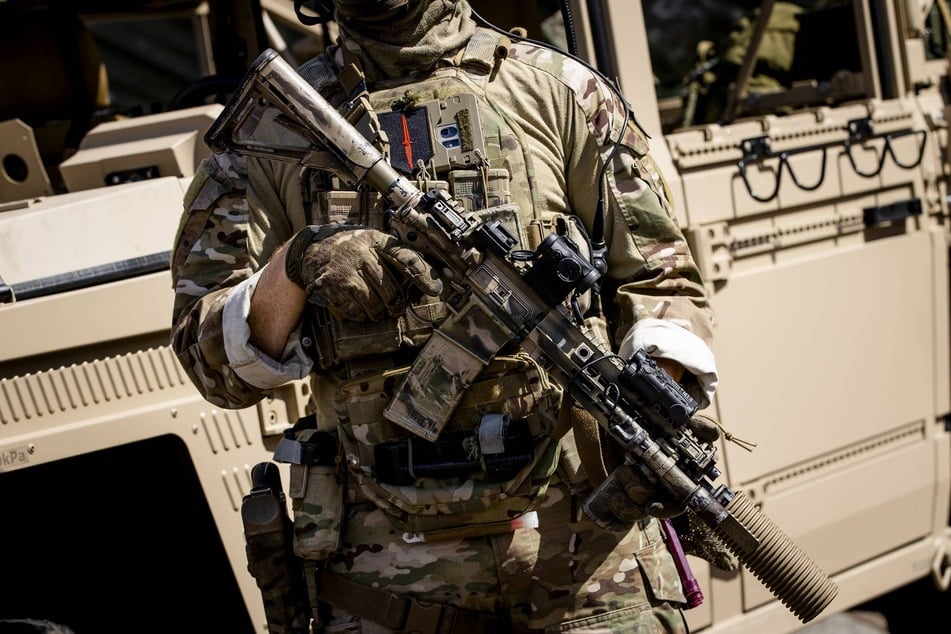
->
<box><xmin>86</xmin><ymin>14</ymin><xmax>206</xmax><ymax>117</ymax></box>
<box><xmin>923</xmin><ymin>0</ymin><xmax>951</xmax><ymax>60</ymax></box>
<box><xmin>644</xmin><ymin>1</ymin><xmax>870</xmax><ymax>132</ymax></box>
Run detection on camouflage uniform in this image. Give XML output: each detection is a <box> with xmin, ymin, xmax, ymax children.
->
<box><xmin>171</xmin><ymin>1</ymin><xmax>714</xmax><ymax>632</ymax></box>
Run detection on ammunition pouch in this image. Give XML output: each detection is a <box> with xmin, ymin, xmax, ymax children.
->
<box><xmin>308</xmin><ymin>296</ymin><xmax>448</xmax><ymax>372</ymax></box>
<box><xmin>274</xmin><ymin>417</ymin><xmax>346</xmax><ymax>562</ymax></box>
<box><xmin>304</xmin><ymin>200</ymin><xmax>525</xmax><ymax>374</ymax></box>
<box><xmin>334</xmin><ymin>353</ymin><xmax>564</xmax><ymax>534</ymax></box>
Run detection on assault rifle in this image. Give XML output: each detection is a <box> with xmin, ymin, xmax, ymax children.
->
<box><xmin>207</xmin><ymin>49</ymin><xmax>838</xmax><ymax>623</ymax></box>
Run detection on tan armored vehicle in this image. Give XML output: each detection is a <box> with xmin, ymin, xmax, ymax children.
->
<box><xmin>0</xmin><ymin>1</ymin><xmax>947</xmax><ymax>632</ymax></box>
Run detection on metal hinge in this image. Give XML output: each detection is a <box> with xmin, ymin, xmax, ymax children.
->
<box><xmin>932</xmin><ymin>528</ymin><xmax>951</xmax><ymax>591</ymax></box>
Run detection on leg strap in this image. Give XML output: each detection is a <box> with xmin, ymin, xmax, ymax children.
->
<box><xmin>317</xmin><ymin>569</ymin><xmax>502</xmax><ymax>633</ymax></box>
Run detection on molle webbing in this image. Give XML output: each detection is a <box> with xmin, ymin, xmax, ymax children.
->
<box><xmin>296</xmin><ymin>55</ymin><xmax>368</xmax><ymax>108</ymax></box>
<box><xmin>316</xmin><ymin>570</ymin><xmax>502</xmax><ymax>633</ymax></box>
<box><xmin>344</xmin><ymin>366</ymin><xmax>557</xmax><ymax>471</ymax></box>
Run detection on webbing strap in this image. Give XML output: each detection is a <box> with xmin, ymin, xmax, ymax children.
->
<box><xmin>460</xmin><ymin>27</ymin><xmax>508</xmax><ymax>72</ymax></box>
<box><xmin>568</xmin><ymin>402</ymin><xmax>609</xmax><ymax>488</ymax></box>
<box><xmin>317</xmin><ymin>570</ymin><xmax>501</xmax><ymax>633</ymax></box>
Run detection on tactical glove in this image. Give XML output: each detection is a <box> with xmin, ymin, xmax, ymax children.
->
<box><xmin>670</xmin><ymin>507</ymin><xmax>740</xmax><ymax>573</ymax></box>
<box><xmin>585</xmin><ymin>414</ymin><xmax>723</xmax><ymax>524</ymax></box>
<box><xmin>586</xmin><ymin>462</ymin><xmax>739</xmax><ymax>572</ymax></box>
<box><xmin>285</xmin><ymin>224</ymin><xmax>443</xmax><ymax>321</ymax></box>
<box><xmin>585</xmin><ymin>412</ymin><xmax>740</xmax><ymax>572</ymax></box>
<box><xmin>599</xmin><ymin>462</ymin><xmax>687</xmax><ymax>523</ymax></box>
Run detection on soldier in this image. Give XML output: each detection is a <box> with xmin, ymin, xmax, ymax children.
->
<box><xmin>170</xmin><ymin>1</ymin><xmax>724</xmax><ymax>632</ymax></box>
<box><xmin>681</xmin><ymin>0</ymin><xmax>840</xmax><ymax>127</ymax></box>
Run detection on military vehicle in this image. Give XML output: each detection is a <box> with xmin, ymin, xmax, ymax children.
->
<box><xmin>0</xmin><ymin>1</ymin><xmax>946</xmax><ymax>632</ymax></box>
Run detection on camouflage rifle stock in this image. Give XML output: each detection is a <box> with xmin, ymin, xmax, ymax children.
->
<box><xmin>207</xmin><ymin>48</ymin><xmax>838</xmax><ymax>623</ymax></box>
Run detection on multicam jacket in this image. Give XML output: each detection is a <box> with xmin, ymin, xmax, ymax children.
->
<box><xmin>170</xmin><ymin>38</ymin><xmax>714</xmax><ymax>408</ymax></box>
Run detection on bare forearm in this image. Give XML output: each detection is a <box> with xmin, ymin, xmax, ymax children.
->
<box><xmin>249</xmin><ymin>244</ymin><xmax>307</xmax><ymax>358</ymax></box>
<box><xmin>656</xmin><ymin>357</ymin><xmax>684</xmax><ymax>382</ymax></box>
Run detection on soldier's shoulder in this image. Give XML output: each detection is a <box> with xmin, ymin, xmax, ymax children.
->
<box><xmin>506</xmin><ymin>39</ymin><xmax>601</xmax><ymax>95</ymax></box>
<box><xmin>184</xmin><ymin>153</ymin><xmax>248</xmax><ymax>212</ymax></box>
<box><xmin>505</xmin><ymin>39</ymin><xmax>644</xmax><ymax>149</ymax></box>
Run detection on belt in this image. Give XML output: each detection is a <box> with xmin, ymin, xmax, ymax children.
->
<box><xmin>316</xmin><ymin>569</ymin><xmax>504</xmax><ymax>633</ymax></box>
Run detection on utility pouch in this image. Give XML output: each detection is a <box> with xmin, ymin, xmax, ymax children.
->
<box><xmin>275</xmin><ymin>421</ymin><xmax>345</xmax><ymax>561</ymax></box>
<box><xmin>335</xmin><ymin>353</ymin><xmax>564</xmax><ymax>533</ymax></box>
<box><xmin>383</xmin><ymin>296</ymin><xmax>512</xmax><ymax>441</ymax></box>
<box><xmin>374</xmin><ymin>413</ymin><xmax>534</xmax><ymax>485</ymax></box>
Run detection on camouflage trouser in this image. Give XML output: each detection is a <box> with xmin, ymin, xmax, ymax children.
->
<box><xmin>318</xmin><ymin>482</ymin><xmax>690</xmax><ymax>633</ymax></box>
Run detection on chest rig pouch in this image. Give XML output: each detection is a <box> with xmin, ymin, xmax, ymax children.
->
<box><xmin>301</xmin><ymin>29</ymin><xmax>600</xmax><ymax>534</ymax></box>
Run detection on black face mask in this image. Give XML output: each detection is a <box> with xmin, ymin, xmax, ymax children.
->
<box><xmin>294</xmin><ymin>0</ymin><xmax>419</xmax><ymax>25</ymax></box>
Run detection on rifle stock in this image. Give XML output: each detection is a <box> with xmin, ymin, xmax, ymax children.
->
<box><xmin>207</xmin><ymin>48</ymin><xmax>838</xmax><ymax>623</ymax></box>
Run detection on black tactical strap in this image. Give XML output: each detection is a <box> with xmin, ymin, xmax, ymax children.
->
<box><xmin>284</xmin><ymin>225</ymin><xmax>323</xmax><ymax>289</ymax></box>
<box><xmin>317</xmin><ymin>570</ymin><xmax>502</xmax><ymax>633</ymax></box>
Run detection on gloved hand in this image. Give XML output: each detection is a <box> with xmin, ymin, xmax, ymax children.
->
<box><xmin>284</xmin><ymin>224</ymin><xmax>443</xmax><ymax>321</ymax></box>
<box><xmin>670</xmin><ymin>507</ymin><xmax>740</xmax><ymax>572</ymax></box>
<box><xmin>598</xmin><ymin>463</ymin><xmax>687</xmax><ymax>525</ymax></box>
<box><xmin>582</xmin><ymin>461</ymin><xmax>685</xmax><ymax>533</ymax></box>
<box><xmin>584</xmin><ymin>414</ymin><xmax>723</xmax><ymax>526</ymax></box>
<box><xmin>585</xmin><ymin>460</ymin><xmax>739</xmax><ymax>572</ymax></box>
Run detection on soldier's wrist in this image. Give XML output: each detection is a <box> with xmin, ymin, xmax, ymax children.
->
<box><xmin>284</xmin><ymin>225</ymin><xmax>323</xmax><ymax>289</ymax></box>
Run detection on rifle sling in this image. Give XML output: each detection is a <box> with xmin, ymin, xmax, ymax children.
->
<box><xmin>316</xmin><ymin>569</ymin><xmax>502</xmax><ymax>633</ymax></box>
<box><xmin>569</xmin><ymin>402</ymin><xmax>608</xmax><ymax>488</ymax></box>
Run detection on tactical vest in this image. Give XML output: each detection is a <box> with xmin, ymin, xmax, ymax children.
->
<box><xmin>287</xmin><ymin>29</ymin><xmax>598</xmax><ymax>554</ymax></box>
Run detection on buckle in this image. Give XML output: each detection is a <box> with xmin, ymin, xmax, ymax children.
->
<box><xmin>399</xmin><ymin>597</ymin><xmax>448</xmax><ymax>634</ymax></box>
